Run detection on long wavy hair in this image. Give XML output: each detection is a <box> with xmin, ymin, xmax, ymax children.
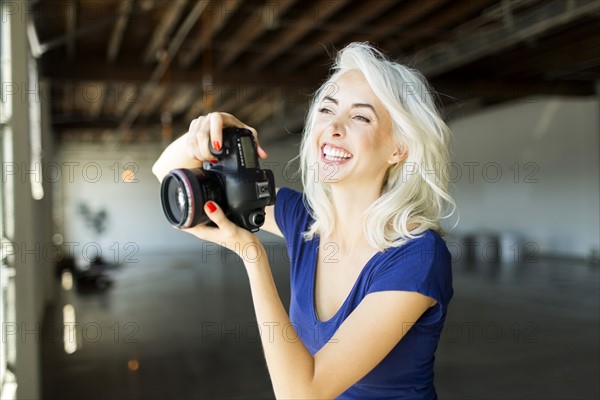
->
<box><xmin>298</xmin><ymin>42</ymin><xmax>456</xmax><ymax>250</ymax></box>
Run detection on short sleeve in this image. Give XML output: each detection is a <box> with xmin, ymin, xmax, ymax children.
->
<box><xmin>274</xmin><ymin>187</ymin><xmax>307</xmax><ymax>242</ymax></box>
<box><xmin>366</xmin><ymin>231</ymin><xmax>453</xmax><ymax>324</ymax></box>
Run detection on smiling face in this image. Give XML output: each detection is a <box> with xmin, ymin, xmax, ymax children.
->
<box><xmin>311</xmin><ymin>70</ymin><xmax>401</xmax><ymax>189</ymax></box>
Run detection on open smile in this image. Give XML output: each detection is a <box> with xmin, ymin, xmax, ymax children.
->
<box><xmin>321</xmin><ymin>143</ymin><xmax>353</xmax><ymax>164</ymax></box>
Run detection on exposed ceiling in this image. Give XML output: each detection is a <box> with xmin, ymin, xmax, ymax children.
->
<box><xmin>31</xmin><ymin>0</ymin><xmax>600</xmax><ymax>144</ymax></box>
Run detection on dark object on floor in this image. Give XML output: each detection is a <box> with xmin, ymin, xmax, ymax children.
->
<box><xmin>55</xmin><ymin>255</ymin><xmax>114</xmax><ymax>293</ymax></box>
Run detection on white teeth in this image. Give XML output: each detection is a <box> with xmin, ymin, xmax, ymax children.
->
<box><xmin>323</xmin><ymin>144</ymin><xmax>352</xmax><ymax>160</ymax></box>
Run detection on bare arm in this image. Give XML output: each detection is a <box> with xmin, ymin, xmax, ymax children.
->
<box><xmin>246</xmin><ymin>257</ymin><xmax>435</xmax><ymax>399</ymax></box>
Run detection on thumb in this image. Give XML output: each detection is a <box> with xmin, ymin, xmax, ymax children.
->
<box><xmin>257</xmin><ymin>145</ymin><xmax>268</xmax><ymax>159</ymax></box>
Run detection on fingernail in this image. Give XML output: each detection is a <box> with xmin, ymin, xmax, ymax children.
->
<box><xmin>209</xmin><ymin>159</ymin><xmax>218</xmax><ymax>164</ymax></box>
<box><xmin>213</xmin><ymin>141</ymin><xmax>221</xmax><ymax>151</ymax></box>
<box><xmin>206</xmin><ymin>201</ymin><xmax>217</xmax><ymax>213</ymax></box>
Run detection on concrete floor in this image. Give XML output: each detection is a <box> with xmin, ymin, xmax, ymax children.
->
<box><xmin>41</xmin><ymin>235</ymin><xmax>599</xmax><ymax>399</ymax></box>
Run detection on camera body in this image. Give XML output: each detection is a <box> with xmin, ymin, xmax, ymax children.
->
<box><xmin>160</xmin><ymin>127</ymin><xmax>276</xmax><ymax>232</ymax></box>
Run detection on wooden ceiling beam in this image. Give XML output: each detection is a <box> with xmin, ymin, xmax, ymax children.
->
<box><xmin>52</xmin><ymin>76</ymin><xmax>594</xmax><ymax>131</ymax></box>
<box><xmin>185</xmin><ymin>97</ymin><xmax>209</xmax><ymax>122</ymax></box>
<box><xmin>142</xmin><ymin>0</ymin><xmax>189</xmax><ymax>65</ymax></box>
<box><xmin>280</xmin><ymin>0</ymin><xmax>396</xmax><ymax>71</ymax></box>
<box><xmin>217</xmin><ymin>85</ymin><xmax>260</xmax><ymax>115</ymax></box>
<box><xmin>179</xmin><ymin>0</ymin><xmax>242</xmax><ymax>69</ymax></box>
<box><xmin>386</xmin><ymin>0</ymin><xmax>497</xmax><ymax>54</ymax></box>
<box><xmin>140</xmin><ymin>85</ymin><xmax>169</xmax><ymax>119</ymax></box>
<box><xmin>219</xmin><ymin>0</ymin><xmax>298</xmax><ymax>69</ymax></box>
<box><xmin>107</xmin><ymin>0</ymin><xmax>134</xmax><ymax>63</ymax></box>
<box><xmin>113</xmin><ymin>82</ymin><xmax>138</xmax><ymax>118</ymax></box>
<box><xmin>41</xmin><ymin>59</ymin><xmax>325</xmax><ymax>87</ymax></box>
<box><xmin>485</xmin><ymin>24</ymin><xmax>600</xmax><ymax>79</ymax></box>
<box><xmin>239</xmin><ymin>102</ymin><xmax>274</xmax><ymax>128</ymax></box>
<box><xmin>450</xmin><ymin>0</ymin><xmax>542</xmax><ymax>35</ymax></box>
<box><xmin>291</xmin><ymin>0</ymin><xmax>450</xmax><ymax>71</ymax></box>
<box><xmin>66</xmin><ymin>1</ymin><xmax>77</xmax><ymax>59</ymax></box>
<box><xmin>413</xmin><ymin>0</ymin><xmax>600</xmax><ymax>78</ymax></box>
<box><xmin>334</xmin><ymin>0</ymin><xmax>451</xmax><ymax>53</ymax></box>
<box><xmin>119</xmin><ymin>1</ymin><xmax>208</xmax><ymax>132</ymax></box>
<box><xmin>250</xmin><ymin>0</ymin><xmax>351</xmax><ymax>71</ymax></box>
<box><xmin>34</xmin><ymin>1</ymin><xmax>155</xmax><ymax>56</ymax></box>
<box><xmin>88</xmin><ymin>82</ymin><xmax>106</xmax><ymax>119</ymax></box>
<box><xmin>163</xmin><ymin>87</ymin><xmax>199</xmax><ymax>116</ymax></box>
<box><xmin>432</xmin><ymin>78</ymin><xmax>595</xmax><ymax>101</ymax></box>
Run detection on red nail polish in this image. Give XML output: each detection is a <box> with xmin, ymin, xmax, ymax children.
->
<box><xmin>213</xmin><ymin>141</ymin><xmax>221</xmax><ymax>152</ymax></box>
<box><xmin>206</xmin><ymin>202</ymin><xmax>217</xmax><ymax>213</ymax></box>
<box><xmin>209</xmin><ymin>159</ymin><xmax>218</xmax><ymax>164</ymax></box>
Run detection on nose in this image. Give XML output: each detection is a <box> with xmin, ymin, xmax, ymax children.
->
<box><xmin>325</xmin><ymin>118</ymin><xmax>345</xmax><ymax>138</ymax></box>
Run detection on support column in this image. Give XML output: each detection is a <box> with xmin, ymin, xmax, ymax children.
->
<box><xmin>8</xmin><ymin>5</ymin><xmax>41</xmax><ymax>399</ymax></box>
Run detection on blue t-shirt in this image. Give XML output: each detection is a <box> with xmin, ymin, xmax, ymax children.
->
<box><xmin>274</xmin><ymin>188</ymin><xmax>453</xmax><ymax>399</ymax></box>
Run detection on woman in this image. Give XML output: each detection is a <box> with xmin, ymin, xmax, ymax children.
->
<box><xmin>153</xmin><ymin>42</ymin><xmax>455</xmax><ymax>399</ymax></box>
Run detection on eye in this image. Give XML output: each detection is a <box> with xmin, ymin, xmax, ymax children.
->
<box><xmin>354</xmin><ymin>114</ymin><xmax>371</xmax><ymax>123</ymax></box>
<box><xmin>318</xmin><ymin>107</ymin><xmax>333</xmax><ymax>114</ymax></box>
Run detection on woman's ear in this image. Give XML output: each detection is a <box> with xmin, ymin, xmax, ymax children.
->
<box><xmin>388</xmin><ymin>145</ymin><xmax>408</xmax><ymax>165</ymax></box>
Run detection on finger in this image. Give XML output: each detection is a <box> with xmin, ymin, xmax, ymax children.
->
<box><xmin>252</xmin><ymin>134</ymin><xmax>268</xmax><ymax>159</ymax></box>
<box><xmin>243</xmin><ymin>125</ymin><xmax>268</xmax><ymax>159</ymax></box>
<box><xmin>186</xmin><ymin>118</ymin><xmax>203</xmax><ymax>160</ymax></box>
<box><xmin>195</xmin><ymin>116</ymin><xmax>216</xmax><ymax>161</ymax></box>
<box><xmin>219</xmin><ymin>112</ymin><xmax>245</xmax><ymax>128</ymax></box>
<box><xmin>219</xmin><ymin>115</ymin><xmax>268</xmax><ymax>159</ymax></box>
<box><xmin>257</xmin><ymin>144</ymin><xmax>268</xmax><ymax>159</ymax></box>
<box><xmin>204</xmin><ymin>201</ymin><xmax>236</xmax><ymax>234</ymax></box>
<box><xmin>209</xmin><ymin>113</ymin><xmax>224</xmax><ymax>153</ymax></box>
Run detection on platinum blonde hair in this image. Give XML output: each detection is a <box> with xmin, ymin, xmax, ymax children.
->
<box><xmin>299</xmin><ymin>42</ymin><xmax>456</xmax><ymax>250</ymax></box>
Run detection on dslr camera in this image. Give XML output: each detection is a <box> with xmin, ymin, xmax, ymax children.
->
<box><xmin>160</xmin><ymin>127</ymin><xmax>276</xmax><ymax>232</ymax></box>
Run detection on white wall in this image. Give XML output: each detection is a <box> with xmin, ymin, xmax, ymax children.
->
<box><xmin>58</xmin><ymin>141</ymin><xmax>191</xmax><ymax>259</ymax></box>
<box><xmin>448</xmin><ymin>96</ymin><xmax>600</xmax><ymax>258</ymax></box>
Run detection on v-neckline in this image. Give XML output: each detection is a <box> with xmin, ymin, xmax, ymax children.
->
<box><xmin>309</xmin><ymin>237</ymin><xmax>382</xmax><ymax>324</ymax></box>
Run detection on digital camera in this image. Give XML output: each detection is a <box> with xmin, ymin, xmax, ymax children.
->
<box><xmin>160</xmin><ymin>127</ymin><xmax>276</xmax><ymax>232</ymax></box>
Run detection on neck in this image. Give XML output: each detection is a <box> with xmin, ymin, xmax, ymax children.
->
<box><xmin>327</xmin><ymin>183</ymin><xmax>382</xmax><ymax>250</ymax></box>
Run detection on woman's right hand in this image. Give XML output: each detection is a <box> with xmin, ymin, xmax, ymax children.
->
<box><xmin>185</xmin><ymin>112</ymin><xmax>268</xmax><ymax>162</ymax></box>
<box><xmin>153</xmin><ymin>112</ymin><xmax>268</xmax><ymax>182</ymax></box>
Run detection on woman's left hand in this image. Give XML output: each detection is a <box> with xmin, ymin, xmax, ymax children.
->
<box><xmin>182</xmin><ymin>201</ymin><xmax>266</xmax><ymax>265</ymax></box>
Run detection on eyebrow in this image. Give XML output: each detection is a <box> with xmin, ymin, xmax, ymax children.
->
<box><xmin>322</xmin><ymin>96</ymin><xmax>379</xmax><ymax>119</ymax></box>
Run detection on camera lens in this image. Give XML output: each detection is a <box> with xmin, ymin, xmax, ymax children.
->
<box><xmin>160</xmin><ymin>169</ymin><xmax>222</xmax><ymax>228</ymax></box>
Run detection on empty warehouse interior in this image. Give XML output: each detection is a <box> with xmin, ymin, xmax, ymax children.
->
<box><xmin>1</xmin><ymin>1</ymin><xmax>599</xmax><ymax>399</ymax></box>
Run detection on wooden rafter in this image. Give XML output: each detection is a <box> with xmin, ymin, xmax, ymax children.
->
<box><xmin>250</xmin><ymin>0</ymin><xmax>351</xmax><ymax>71</ymax></box>
<box><xmin>42</xmin><ymin>59</ymin><xmax>324</xmax><ymax>87</ymax></box>
<box><xmin>143</xmin><ymin>0</ymin><xmax>189</xmax><ymax>65</ymax></box>
<box><xmin>30</xmin><ymin>0</ymin><xmax>600</xmax><ymax>142</ymax></box>
<box><xmin>414</xmin><ymin>0</ymin><xmax>600</xmax><ymax>77</ymax></box>
<box><xmin>306</xmin><ymin>0</ymin><xmax>451</xmax><ymax>69</ymax></box>
<box><xmin>66</xmin><ymin>1</ymin><xmax>77</xmax><ymax>59</ymax></box>
<box><xmin>279</xmin><ymin>0</ymin><xmax>396</xmax><ymax>71</ymax></box>
<box><xmin>141</xmin><ymin>85</ymin><xmax>169</xmax><ymax>119</ymax></box>
<box><xmin>387</xmin><ymin>0</ymin><xmax>498</xmax><ymax>54</ymax></box>
<box><xmin>88</xmin><ymin>82</ymin><xmax>106</xmax><ymax>119</ymax></box>
<box><xmin>179</xmin><ymin>0</ymin><xmax>242</xmax><ymax>69</ymax></box>
<box><xmin>107</xmin><ymin>0</ymin><xmax>134</xmax><ymax>63</ymax></box>
<box><xmin>219</xmin><ymin>0</ymin><xmax>298</xmax><ymax>68</ymax></box>
<box><xmin>120</xmin><ymin>0</ymin><xmax>208</xmax><ymax>131</ymax></box>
